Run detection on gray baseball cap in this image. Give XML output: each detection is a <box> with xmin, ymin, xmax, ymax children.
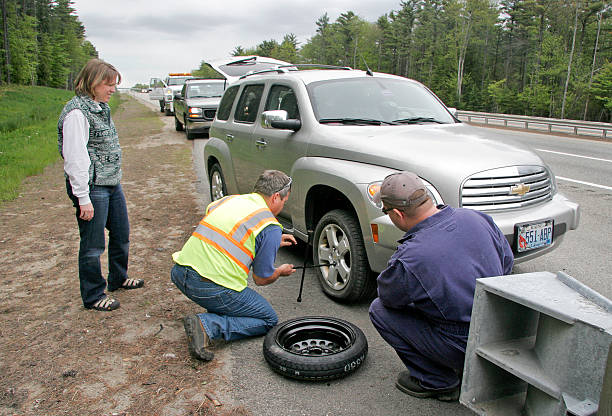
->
<box><xmin>373</xmin><ymin>171</ymin><xmax>429</xmax><ymax>208</ymax></box>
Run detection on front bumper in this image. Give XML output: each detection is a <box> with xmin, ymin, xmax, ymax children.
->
<box><xmin>186</xmin><ymin>119</ymin><xmax>213</xmax><ymax>134</ymax></box>
<box><xmin>368</xmin><ymin>192</ymin><xmax>580</xmax><ymax>271</ymax></box>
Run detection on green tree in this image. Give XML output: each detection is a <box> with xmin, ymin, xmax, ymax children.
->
<box><xmin>590</xmin><ymin>61</ymin><xmax>612</xmax><ymax>120</ymax></box>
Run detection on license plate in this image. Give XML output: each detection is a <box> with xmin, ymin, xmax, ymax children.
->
<box><xmin>516</xmin><ymin>220</ymin><xmax>553</xmax><ymax>252</ymax></box>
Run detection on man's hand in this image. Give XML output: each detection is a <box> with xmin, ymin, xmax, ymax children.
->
<box><xmin>79</xmin><ymin>203</ymin><xmax>94</xmax><ymax>221</ymax></box>
<box><xmin>280</xmin><ymin>234</ymin><xmax>298</xmax><ymax>247</ymax></box>
<box><xmin>253</xmin><ymin>263</ymin><xmax>296</xmax><ymax>286</ymax></box>
<box><xmin>276</xmin><ymin>263</ymin><xmax>296</xmax><ymax>276</ymax></box>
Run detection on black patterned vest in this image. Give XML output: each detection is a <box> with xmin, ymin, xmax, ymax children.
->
<box><xmin>57</xmin><ymin>95</ymin><xmax>122</xmax><ymax>186</ymax></box>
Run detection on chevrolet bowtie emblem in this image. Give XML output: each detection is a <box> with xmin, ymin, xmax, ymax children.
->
<box><xmin>510</xmin><ymin>183</ymin><xmax>530</xmax><ymax>196</ymax></box>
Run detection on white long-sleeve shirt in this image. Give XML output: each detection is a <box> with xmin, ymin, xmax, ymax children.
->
<box><xmin>62</xmin><ymin>109</ymin><xmax>91</xmax><ymax>205</ymax></box>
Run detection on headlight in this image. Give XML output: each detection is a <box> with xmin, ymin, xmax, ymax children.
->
<box><xmin>189</xmin><ymin>107</ymin><xmax>202</xmax><ymax>115</ymax></box>
<box><xmin>367</xmin><ymin>177</ymin><xmax>444</xmax><ymax>209</ymax></box>
<box><xmin>165</xmin><ymin>88</ymin><xmax>172</xmax><ymax>95</ymax></box>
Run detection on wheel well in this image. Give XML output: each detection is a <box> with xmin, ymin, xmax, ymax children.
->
<box><xmin>304</xmin><ymin>185</ymin><xmax>357</xmax><ymax>233</ymax></box>
<box><xmin>206</xmin><ymin>157</ymin><xmax>220</xmax><ymax>179</ymax></box>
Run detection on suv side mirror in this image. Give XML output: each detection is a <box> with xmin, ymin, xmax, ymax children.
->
<box><xmin>174</xmin><ymin>91</ymin><xmax>182</xmax><ymax>99</ymax></box>
<box><xmin>261</xmin><ymin>110</ymin><xmax>301</xmax><ymax>132</ymax></box>
<box><xmin>447</xmin><ymin>107</ymin><xmax>458</xmax><ymax>118</ymax></box>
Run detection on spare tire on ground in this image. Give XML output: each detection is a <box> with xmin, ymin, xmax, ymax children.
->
<box><xmin>263</xmin><ymin>316</ymin><xmax>368</xmax><ymax>381</ymax></box>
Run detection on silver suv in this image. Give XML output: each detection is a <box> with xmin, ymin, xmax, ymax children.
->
<box><xmin>204</xmin><ymin>60</ymin><xmax>580</xmax><ymax>303</ymax></box>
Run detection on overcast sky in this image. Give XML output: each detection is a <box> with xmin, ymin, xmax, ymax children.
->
<box><xmin>71</xmin><ymin>0</ymin><xmax>403</xmax><ymax>88</ymax></box>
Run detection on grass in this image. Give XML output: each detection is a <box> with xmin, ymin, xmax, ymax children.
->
<box><xmin>0</xmin><ymin>86</ymin><xmax>120</xmax><ymax>202</ymax></box>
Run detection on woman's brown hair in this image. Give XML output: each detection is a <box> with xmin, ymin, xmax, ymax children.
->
<box><xmin>74</xmin><ymin>58</ymin><xmax>121</xmax><ymax>98</ymax></box>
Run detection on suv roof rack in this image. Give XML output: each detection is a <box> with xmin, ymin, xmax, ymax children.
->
<box><xmin>239</xmin><ymin>64</ymin><xmax>353</xmax><ymax>80</ymax></box>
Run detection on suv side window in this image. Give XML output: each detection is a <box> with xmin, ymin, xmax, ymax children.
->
<box><xmin>265</xmin><ymin>85</ymin><xmax>299</xmax><ymax>120</ymax></box>
<box><xmin>234</xmin><ymin>84</ymin><xmax>264</xmax><ymax>123</ymax></box>
<box><xmin>216</xmin><ymin>85</ymin><xmax>239</xmax><ymax>121</ymax></box>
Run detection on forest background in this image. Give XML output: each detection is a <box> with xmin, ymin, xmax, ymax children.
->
<box><xmin>2</xmin><ymin>0</ymin><xmax>612</xmax><ymax>122</ymax></box>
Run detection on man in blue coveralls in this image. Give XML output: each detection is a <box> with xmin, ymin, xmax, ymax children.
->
<box><xmin>369</xmin><ymin>171</ymin><xmax>514</xmax><ymax>401</ymax></box>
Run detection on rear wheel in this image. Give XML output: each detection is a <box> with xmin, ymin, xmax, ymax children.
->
<box><xmin>208</xmin><ymin>163</ymin><xmax>227</xmax><ymax>201</ymax></box>
<box><xmin>174</xmin><ymin>116</ymin><xmax>183</xmax><ymax>131</ymax></box>
<box><xmin>313</xmin><ymin>209</ymin><xmax>376</xmax><ymax>303</ymax></box>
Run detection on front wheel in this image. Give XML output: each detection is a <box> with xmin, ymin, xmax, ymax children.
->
<box><xmin>263</xmin><ymin>316</ymin><xmax>368</xmax><ymax>381</ymax></box>
<box><xmin>174</xmin><ymin>116</ymin><xmax>183</xmax><ymax>131</ymax></box>
<box><xmin>313</xmin><ymin>209</ymin><xmax>376</xmax><ymax>303</ymax></box>
<box><xmin>185</xmin><ymin>118</ymin><xmax>195</xmax><ymax>139</ymax></box>
<box><xmin>208</xmin><ymin>163</ymin><xmax>227</xmax><ymax>201</ymax></box>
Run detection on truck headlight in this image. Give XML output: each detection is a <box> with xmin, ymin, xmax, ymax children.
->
<box><xmin>189</xmin><ymin>107</ymin><xmax>202</xmax><ymax>117</ymax></box>
<box><xmin>367</xmin><ymin>177</ymin><xmax>444</xmax><ymax>209</ymax></box>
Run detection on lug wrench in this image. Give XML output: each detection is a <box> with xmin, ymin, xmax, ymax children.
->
<box><xmin>294</xmin><ymin>263</ymin><xmax>336</xmax><ymax>269</ymax></box>
<box><xmin>296</xmin><ymin>231</ymin><xmax>312</xmax><ymax>303</ymax></box>
<box><xmin>296</xmin><ymin>230</ymin><xmax>337</xmax><ymax>302</ymax></box>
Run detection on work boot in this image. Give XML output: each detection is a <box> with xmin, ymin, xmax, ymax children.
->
<box><xmin>183</xmin><ymin>315</ymin><xmax>214</xmax><ymax>361</ymax></box>
<box><xmin>395</xmin><ymin>371</ymin><xmax>460</xmax><ymax>402</ymax></box>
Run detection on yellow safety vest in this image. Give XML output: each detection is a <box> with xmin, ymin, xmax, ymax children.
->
<box><xmin>172</xmin><ymin>193</ymin><xmax>281</xmax><ymax>291</ymax></box>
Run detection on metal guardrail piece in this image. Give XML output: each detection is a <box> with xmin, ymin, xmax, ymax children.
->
<box><xmin>460</xmin><ymin>271</ymin><xmax>612</xmax><ymax>416</ymax></box>
<box><xmin>456</xmin><ymin>110</ymin><xmax>611</xmax><ymax>139</ymax></box>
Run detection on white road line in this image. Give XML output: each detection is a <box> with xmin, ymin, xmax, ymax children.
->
<box><xmin>536</xmin><ymin>148</ymin><xmax>612</xmax><ymax>164</ymax></box>
<box><xmin>556</xmin><ymin>176</ymin><xmax>612</xmax><ymax>191</ymax></box>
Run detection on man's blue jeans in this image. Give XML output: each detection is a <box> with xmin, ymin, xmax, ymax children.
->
<box><xmin>67</xmin><ymin>181</ymin><xmax>130</xmax><ymax>307</ymax></box>
<box><xmin>170</xmin><ymin>264</ymin><xmax>278</xmax><ymax>341</ymax></box>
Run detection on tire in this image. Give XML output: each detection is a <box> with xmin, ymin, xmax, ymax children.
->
<box><xmin>208</xmin><ymin>163</ymin><xmax>227</xmax><ymax>201</ymax></box>
<box><xmin>313</xmin><ymin>209</ymin><xmax>376</xmax><ymax>303</ymax></box>
<box><xmin>165</xmin><ymin>108</ymin><xmax>172</xmax><ymax>116</ymax></box>
<box><xmin>185</xmin><ymin>119</ymin><xmax>194</xmax><ymax>140</ymax></box>
<box><xmin>159</xmin><ymin>101</ymin><xmax>164</xmax><ymax>113</ymax></box>
<box><xmin>263</xmin><ymin>316</ymin><xmax>368</xmax><ymax>381</ymax></box>
<box><xmin>175</xmin><ymin>116</ymin><xmax>183</xmax><ymax>131</ymax></box>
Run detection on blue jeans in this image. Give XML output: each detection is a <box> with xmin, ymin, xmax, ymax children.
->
<box><xmin>369</xmin><ymin>298</ymin><xmax>467</xmax><ymax>389</ymax></box>
<box><xmin>67</xmin><ymin>181</ymin><xmax>130</xmax><ymax>307</ymax></box>
<box><xmin>170</xmin><ymin>264</ymin><xmax>278</xmax><ymax>341</ymax></box>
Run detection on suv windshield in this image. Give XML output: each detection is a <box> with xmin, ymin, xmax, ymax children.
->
<box><xmin>167</xmin><ymin>77</ymin><xmax>192</xmax><ymax>86</ymax></box>
<box><xmin>308</xmin><ymin>77</ymin><xmax>455</xmax><ymax>125</ymax></box>
<box><xmin>186</xmin><ymin>83</ymin><xmax>225</xmax><ymax>98</ymax></box>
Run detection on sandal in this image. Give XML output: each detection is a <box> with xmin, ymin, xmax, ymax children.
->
<box><xmin>87</xmin><ymin>296</ymin><xmax>120</xmax><ymax>311</ymax></box>
<box><xmin>109</xmin><ymin>278</ymin><xmax>144</xmax><ymax>291</ymax></box>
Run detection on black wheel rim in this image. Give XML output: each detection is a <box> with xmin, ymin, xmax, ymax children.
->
<box><xmin>275</xmin><ymin>319</ymin><xmax>355</xmax><ymax>357</ymax></box>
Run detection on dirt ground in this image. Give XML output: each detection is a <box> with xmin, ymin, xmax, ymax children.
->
<box><xmin>0</xmin><ymin>94</ymin><xmax>251</xmax><ymax>415</ymax></box>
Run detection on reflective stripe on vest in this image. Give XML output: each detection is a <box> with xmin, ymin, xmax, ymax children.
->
<box><xmin>206</xmin><ymin>194</ymin><xmax>237</xmax><ymax>215</ymax></box>
<box><xmin>192</xmin><ymin>205</ymin><xmax>278</xmax><ymax>274</ymax></box>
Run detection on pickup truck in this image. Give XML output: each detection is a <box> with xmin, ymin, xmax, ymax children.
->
<box><xmin>149</xmin><ymin>73</ymin><xmax>193</xmax><ymax>115</ymax></box>
<box><xmin>173</xmin><ymin>78</ymin><xmax>226</xmax><ymax>139</ymax></box>
<box><xmin>203</xmin><ymin>59</ymin><xmax>580</xmax><ymax>304</ymax></box>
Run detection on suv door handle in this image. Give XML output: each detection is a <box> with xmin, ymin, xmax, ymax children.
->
<box><xmin>255</xmin><ymin>139</ymin><xmax>267</xmax><ymax>148</ymax></box>
<box><xmin>226</xmin><ymin>134</ymin><xmax>234</xmax><ymax>142</ymax></box>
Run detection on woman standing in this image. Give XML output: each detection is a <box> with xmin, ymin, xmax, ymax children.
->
<box><xmin>58</xmin><ymin>58</ymin><xmax>143</xmax><ymax>311</ymax></box>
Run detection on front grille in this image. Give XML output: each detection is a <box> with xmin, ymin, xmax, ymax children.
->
<box><xmin>204</xmin><ymin>109</ymin><xmax>216</xmax><ymax>120</ymax></box>
<box><xmin>461</xmin><ymin>166</ymin><xmax>553</xmax><ymax>211</ymax></box>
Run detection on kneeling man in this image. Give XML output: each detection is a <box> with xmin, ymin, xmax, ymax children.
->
<box><xmin>369</xmin><ymin>171</ymin><xmax>514</xmax><ymax>401</ymax></box>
